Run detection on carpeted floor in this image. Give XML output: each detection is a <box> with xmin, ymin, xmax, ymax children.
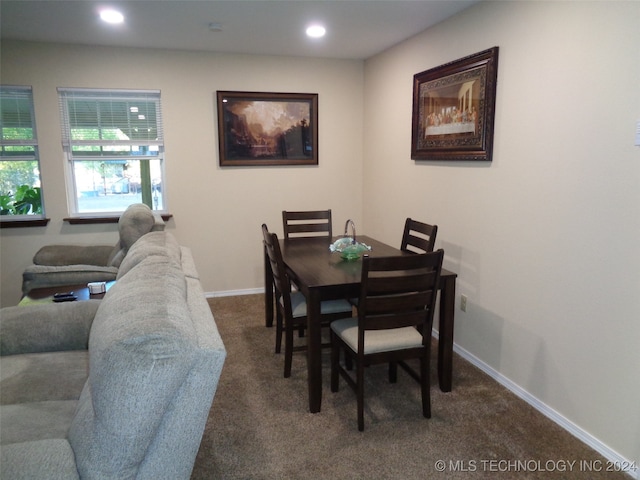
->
<box><xmin>192</xmin><ymin>294</ymin><xmax>628</xmax><ymax>479</ymax></box>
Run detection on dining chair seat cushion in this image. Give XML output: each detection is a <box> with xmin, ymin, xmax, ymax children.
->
<box><xmin>288</xmin><ymin>291</ymin><xmax>353</xmax><ymax>319</ymax></box>
<box><xmin>331</xmin><ymin>318</ymin><xmax>423</xmax><ymax>355</ymax></box>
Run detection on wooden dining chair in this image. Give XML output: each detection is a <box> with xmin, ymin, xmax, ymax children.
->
<box><xmin>330</xmin><ymin>250</ymin><xmax>444</xmax><ymax>431</ymax></box>
<box><xmin>282</xmin><ymin>210</ymin><xmax>332</xmax><ymax>239</ymax></box>
<box><xmin>400</xmin><ymin>218</ymin><xmax>438</xmax><ymax>254</ymax></box>
<box><xmin>262</xmin><ymin>224</ymin><xmax>353</xmax><ymax>378</ymax></box>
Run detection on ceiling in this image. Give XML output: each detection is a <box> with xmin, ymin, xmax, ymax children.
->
<box><xmin>0</xmin><ymin>0</ymin><xmax>480</xmax><ymax>60</ymax></box>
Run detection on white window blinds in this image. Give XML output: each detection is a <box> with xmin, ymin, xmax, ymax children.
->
<box><xmin>0</xmin><ymin>85</ymin><xmax>38</xmax><ymax>159</ymax></box>
<box><xmin>58</xmin><ymin>88</ymin><xmax>163</xmax><ymax>153</ymax></box>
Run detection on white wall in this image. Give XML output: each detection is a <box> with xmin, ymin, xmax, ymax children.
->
<box><xmin>0</xmin><ymin>42</ymin><xmax>364</xmax><ymax>305</ymax></box>
<box><xmin>362</xmin><ymin>0</ymin><xmax>639</xmax><ymax>469</ymax></box>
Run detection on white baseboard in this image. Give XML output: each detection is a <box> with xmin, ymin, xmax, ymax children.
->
<box><xmin>205</xmin><ymin>288</ymin><xmax>263</xmax><ymax>298</ymax></box>
<box><xmin>438</xmin><ymin>330</ymin><xmax>637</xmax><ymax>479</ymax></box>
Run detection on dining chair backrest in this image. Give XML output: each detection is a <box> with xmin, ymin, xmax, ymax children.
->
<box><xmin>262</xmin><ymin>224</ymin><xmax>293</xmax><ymax>318</ymax></box>
<box><xmin>282</xmin><ymin>210</ymin><xmax>332</xmax><ymax>239</ymax></box>
<box><xmin>400</xmin><ymin>218</ymin><xmax>438</xmax><ymax>254</ymax></box>
<box><xmin>357</xmin><ymin>250</ymin><xmax>444</xmax><ymax>348</ymax></box>
<box><xmin>264</xmin><ymin>222</ymin><xmax>353</xmax><ymax>378</ymax></box>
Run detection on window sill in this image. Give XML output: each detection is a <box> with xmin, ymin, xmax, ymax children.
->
<box><xmin>64</xmin><ymin>213</ymin><xmax>173</xmax><ymax>225</ymax></box>
<box><xmin>0</xmin><ymin>218</ymin><xmax>50</xmax><ymax>229</ymax></box>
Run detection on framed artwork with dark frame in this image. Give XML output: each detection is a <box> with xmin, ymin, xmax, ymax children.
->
<box><xmin>216</xmin><ymin>91</ymin><xmax>318</xmax><ymax>167</ymax></box>
<box><xmin>411</xmin><ymin>47</ymin><xmax>499</xmax><ymax>161</ymax></box>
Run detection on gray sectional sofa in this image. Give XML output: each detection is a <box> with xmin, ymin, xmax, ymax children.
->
<box><xmin>0</xmin><ymin>230</ymin><xmax>226</xmax><ymax>479</ymax></box>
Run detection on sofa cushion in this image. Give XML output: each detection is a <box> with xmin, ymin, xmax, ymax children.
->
<box><xmin>106</xmin><ymin>203</ymin><xmax>166</xmax><ymax>268</ymax></box>
<box><xmin>0</xmin><ymin>301</ymin><xmax>99</xmax><ymax>356</ymax></box>
<box><xmin>1</xmin><ymin>351</ymin><xmax>88</xmax><ymax>405</ymax></box>
<box><xmin>1</xmin><ymin>350</ymin><xmax>88</xmax><ymax>448</ymax></box>
<box><xmin>118</xmin><ymin>203</ymin><xmax>156</xmax><ymax>251</ymax></box>
<box><xmin>180</xmin><ymin>246</ymin><xmax>200</xmax><ymax>280</ymax></box>
<box><xmin>116</xmin><ymin>230</ymin><xmax>182</xmax><ymax>279</ymax></box>
<box><xmin>0</xmin><ymin>400</ymin><xmax>79</xmax><ymax>445</ymax></box>
<box><xmin>69</xmin><ymin>256</ymin><xmax>198</xmax><ymax>479</ymax></box>
<box><xmin>106</xmin><ymin>247</ymin><xmax>126</xmax><ymax>268</ymax></box>
<box><xmin>0</xmin><ymin>439</ymin><xmax>80</xmax><ymax>480</ymax></box>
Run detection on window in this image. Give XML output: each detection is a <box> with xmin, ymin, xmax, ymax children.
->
<box><xmin>58</xmin><ymin>88</ymin><xmax>165</xmax><ymax>216</ymax></box>
<box><xmin>0</xmin><ymin>85</ymin><xmax>44</xmax><ymax>220</ymax></box>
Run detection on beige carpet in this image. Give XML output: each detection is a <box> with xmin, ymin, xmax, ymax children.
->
<box><xmin>192</xmin><ymin>294</ymin><xmax>627</xmax><ymax>479</ymax></box>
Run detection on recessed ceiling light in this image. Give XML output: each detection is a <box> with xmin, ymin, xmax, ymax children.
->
<box><xmin>306</xmin><ymin>25</ymin><xmax>326</xmax><ymax>38</ymax></box>
<box><xmin>100</xmin><ymin>9</ymin><xmax>124</xmax><ymax>24</ymax></box>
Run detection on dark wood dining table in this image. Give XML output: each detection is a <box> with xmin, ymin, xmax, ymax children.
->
<box><xmin>264</xmin><ymin>235</ymin><xmax>457</xmax><ymax>413</ymax></box>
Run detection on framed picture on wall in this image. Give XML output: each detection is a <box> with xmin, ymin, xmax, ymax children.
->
<box><xmin>411</xmin><ymin>47</ymin><xmax>499</xmax><ymax>161</ymax></box>
<box><xmin>216</xmin><ymin>91</ymin><xmax>318</xmax><ymax>167</ymax></box>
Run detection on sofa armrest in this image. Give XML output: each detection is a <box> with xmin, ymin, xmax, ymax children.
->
<box><xmin>33</xmin><ymin>244</ymin><xmax>116</xmax><ymax>267</ymax></box>
<box><xmin>0</xmin><ymin>301</ymin><xmax>100</xmax><ymax>356</ymax></box>
<box><xmin>22</xmin><ymin>265</ymin><xmax>118</xmax><ymax>295</ymax></box>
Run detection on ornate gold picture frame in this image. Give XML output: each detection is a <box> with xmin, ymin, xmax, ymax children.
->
<box><xmin>411</xmin><ymin>47</ymin><xmax>499</xmax><ymax>161</ymax></box>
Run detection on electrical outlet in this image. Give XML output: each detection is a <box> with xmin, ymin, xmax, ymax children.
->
<box><xmin>460</xmin><ymin>294</ymin><xmax>467</xmax><ymax>312</ymax></box>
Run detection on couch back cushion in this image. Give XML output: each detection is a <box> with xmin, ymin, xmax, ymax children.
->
<box><xmin>118</xmin><ymin>203</ymin><xmax>156</xmax><ymax>250</ymax></box>
<box><xmin>108</xmin><ymin>204</ymin><xmax>166</xmax><ymax>268</ymax></box>
<box><xmin>116</xmin><ymin>231</ymin><xmax>181</xmax><ymax>279</ymax></box>
<box><xmin>68</xmin><ymin>247</ymin><xmax>197</xmax><ymax>479</ymax></box>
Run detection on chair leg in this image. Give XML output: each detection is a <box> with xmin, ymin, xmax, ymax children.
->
<box><xmin>388</xmin><ymin>361</ymin><xmax>398</xmax><ymax>383</ymax></box>
<box><xmin>421</xmin><ymin>354</ymin><xmax>431</xmax><ymax>418</ymax></box>
<box><xmin>275</xmin><ymin>309</ymin><xmax>283</xmax><ymax>354</ymax></box>
<box><xmin>284</xmin><ymin>320</ymin><xmax>295</xmax><ymax>378</ymax></box>
<box><xmin>357</xmin><ymin>360</ymin><xmax>365</xmax><ymax>431</ymax></box>
<box><xmin>330</xmin><ymin>332</ymin><xmax>340</xmax><ymax>392</ymax></box>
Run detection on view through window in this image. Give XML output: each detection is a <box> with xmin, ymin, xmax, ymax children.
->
<box><xmin>0</xmin><ymin>85</ymin><xmax>44</xmax><ymax>219</ymax></box>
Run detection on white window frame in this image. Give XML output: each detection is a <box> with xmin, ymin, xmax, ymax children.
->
<box><xmin>0</xmin><ymin>85</ymin><xmax>45</xmax><ymax>222</ymax></box>
<box><xmin>58</xmin><ymin>87</ymin><xmax>167</xmax><ymax>217</ymax></box>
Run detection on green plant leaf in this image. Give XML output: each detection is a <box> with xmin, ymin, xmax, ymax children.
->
<box><xmin>0</xmin><ymin>185</ymin><xmax>42</xmax><ymax>215</ymax></box>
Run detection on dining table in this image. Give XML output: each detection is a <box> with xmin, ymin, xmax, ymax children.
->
<box><xmin>263</xmin><ymin>235</ymin><xmax>457</xmax><ymax>413</ymax></box>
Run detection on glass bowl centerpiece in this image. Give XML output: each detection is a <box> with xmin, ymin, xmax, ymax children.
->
<box><xmin>329</xmin><ymin>220</ymin><xmax>371</xmax><ymax>261</ymax></box>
